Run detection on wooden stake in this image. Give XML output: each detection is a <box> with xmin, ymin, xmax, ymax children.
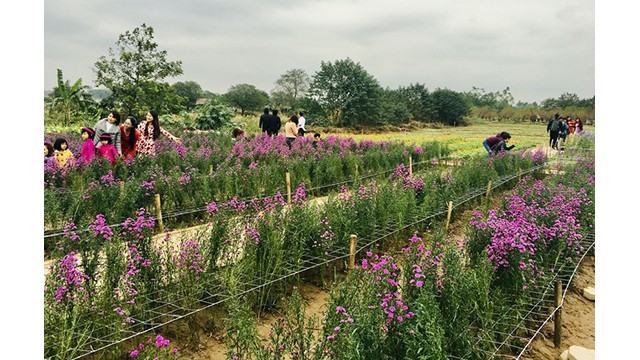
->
<box><xmin>445</xmin><ymin>201</ymin><xmax>453</xmax><ymax>230</ymax></box>
<box><xmin>348</xmin><ymin>234</ymin><xmax>358</xmax><ymax>271</ymax></box>
<box><xmin>119</xmin><ymin>181</ymin><xmax>125</xmax><ymax>198</ymax></box>
<box><xmin>209</xmin><ymin>164</ymin><xmax>213</xmax><ymax>175</ymax></box>
<box><xmin>154</xmin><ymin>194</ymin><xmax>164</xmax><ymax>233</ymax></box>
<box><xmin>486</xmin><ymin>180</ymin><xmax>492</xmax><ymax>198</ymax></box>
<box><xmin>409</xmin><ymin>156</ymin><xmax>413</xmax><ymax>176</ymax></box>
<box><xmin>286</xmin><ymin>172</ymin><xmax>291</xmax><ymax>205</ymax></box>
<box><xmin>554</xmin><ymin>280</ymin><xmax>563</xmax><ymax>348</ymax></box>
<box><xmin>518</xmin><ymin>168</ymin><xmax>522</xmax><ymax>182</ymax></box>
<box><xmin>355</xmin><ymin>163</ymin><xmax>359</xmax><ymax>178</ymax></box>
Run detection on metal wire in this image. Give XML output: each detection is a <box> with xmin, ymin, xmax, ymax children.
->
<box><xmin>45</xmin><ymin>149</ymin><xmax>592</xmax><ymax>359</ymax></box>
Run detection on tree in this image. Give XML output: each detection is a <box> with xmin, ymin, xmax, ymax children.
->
<box><xmin>46</xmin><ymin>69</ymin><xmax>96</xmax><ymax>126</ymax></box>
<box><xmin>224</xmin><ymin>84</ymin><xmax>269</xmax><ymax>115</ymax></box>
<box><xmin>93</xmin><ymin>23</ymin><xmax>183</xmax><ymax>115</ymax></box>
<box><xmin>173</xmin><ymin>81</ymin><xmax>204</xmax><ymax>110</ymax></box>
<box><xmin>309</xmin><ymin>58</ymin><xmax>383</xmax><ymax>127</ymax></box>
<box><xmin>270</xmin><ymin>69</ymin><xmax>310</xmax><ymax>110</ymax></box>
<box><xmin>378</xmin><ymin>88</ymin><xmax>410</xmax><ymax>124</ymax></box>
<box><xmin>398</xmin><ymin>83</ymin><xmax>435</xmax><ymax>122</ymax></box>
<box><xmin>431</xmin><ymin>88</ymin><xmax>471</xmax><ymax>125</ymax></box>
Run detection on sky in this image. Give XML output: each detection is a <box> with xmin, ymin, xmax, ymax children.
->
<box><xmin>43</xmin><ymin>0</ymin><xmax>595</xmax><ymax>104</ymax></box>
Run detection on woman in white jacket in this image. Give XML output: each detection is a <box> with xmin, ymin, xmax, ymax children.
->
<box><xmin>93</xmin><ymin>110</ymin><xmax>122</xmax><ymax>157</ymax></box>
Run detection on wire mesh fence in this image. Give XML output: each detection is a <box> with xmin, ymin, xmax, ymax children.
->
<box><xmin>45</xmin><ymin>147</ymin><xmax>594</xmax><ymax>359</ymax></box>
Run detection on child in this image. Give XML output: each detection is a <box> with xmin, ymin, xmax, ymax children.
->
<box><xmin>80</xmin><ymin>127</ymin><xmax>96</xmax><ymax>163</ymax></box>
<box><xmin>44</xmin><ymin>142</ymin><xmax>56</xmax><ymax>166</ymax></box>
<box><xmin>231</xmin><ymin>127</ymin><xmax>245</xmax><ymax>142</ymax></box>
<box><xmin>53</xmin><ymin>138</ymin><xmax>74</xmax><ymax>168</ymax></box>
<box><xmin>97</xmin><ymin>134</ymin><xmax>118</xmax><ymax>165</ymax></box>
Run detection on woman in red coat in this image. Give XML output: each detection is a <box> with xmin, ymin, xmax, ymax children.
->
<box><xmin>120</xmin><ymin>116</ymin><xmax>141</xmax><ymax>160</ymax></box>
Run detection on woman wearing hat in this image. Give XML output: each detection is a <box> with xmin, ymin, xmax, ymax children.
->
<box><xmin>96</xmin><ymin>133</ymin><xmax>118</xmax><ymax>165</ymax></box>
<box><xmin>80</xmin><ymin>127</ymin><xmax>96</xmax><ymax>163</ymax></box>
<box><xmin>93</xmin><ymin>110</ymin><xmax>122</xmax><ymax>157</ymax></box>
<box><xmin>120</xmin><ymin>116</ymin><xmax>140</xmax><ymax>160</ymax></box>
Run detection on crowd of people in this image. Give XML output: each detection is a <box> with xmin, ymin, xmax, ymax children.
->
<box><xmin>46</xmin><ymin>107</ymin><xmax>588</xmax><ymax>168</ymax></box>
<box><xmin>45</xmin><ymin>109</ymin><xmax>182</xmax><ymax>168</ymax></box>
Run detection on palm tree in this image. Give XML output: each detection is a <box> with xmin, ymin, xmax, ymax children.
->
<box><xmin>46</xmin><ymin>69</ymin><xmax>93</xmax><ymax>127</ymax></box>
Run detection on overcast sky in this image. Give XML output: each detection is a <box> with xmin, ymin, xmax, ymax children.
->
<box><xmin>44</xmin><ymin>0</ymin><xmax>594</xmax><ymax>104</ymax></box>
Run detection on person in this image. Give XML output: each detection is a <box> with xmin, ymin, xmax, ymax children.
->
<box><xmin>557</xmin><ymin>117</ymin><xmax>568</xmax><ymax>150</ymax></box>
<box><xmin>231</xmin><ymin>127</ymin><xmax>245</xmax><ymax>142</ymax></box>
<box><xmin>491</xmin><ymin>132</ymin><xmax>515</xmax><ymax>154</ymax></box>
<box><xmin>482</xmin><ymin>132</ymin><xmax>505</xmax><ymax>156</ymax></box>
<box><xmin>575</xmin><ymin>117</ymin><xmax>584</xmax><ymax>133</ymax></box>
<box><xmin>547</xmin><ymin>114</ymin><xmax>561</xmax><ymax>150</ymax></box>
<box><xmin>297</xmin><ymin>112</ymin><xmax>306</xmax><ymax>136</ymax></box>
<box><xmin>44</xmin><ymin>142</ymin><xmax>56</xmax><ymax>166</ymax></box>
<box><xmin>120</xmin><ymin>116</ymin><xmax>140</xmax><ymax>160</ymax></box>
<box><xmin>259</xmin><ymin>107</ymin><xmax>270</xmax><ymax>134</ymax></box>
<box><xmin>80</xmin><ymin>127</ymin><xmax>96</xmax><ymax>163</ymax></box>
<box><xmin>567</xmin><ymin>116</ymin><xmax>576</xmax><ymax>135</ymax></box>
<box><xmin>93</xmin><ymin>110</ymin><xmax>123</xmax><ymax>157</ymax></box>
<box><xmin>268</xmin><ymin>109</ymin><xmax>282</xmax><ymax>136</ymax></box>
<box><xmin>284</xmin><ymin>115</ymin><xmax>298</xmax><ymax>148</ymax></box>
<box><xmin>53</xmin><ymin>138</ymin><xmax>74</xmax><ymax>168</ymax></box>
<box><xmin>313</xmin><ymin>132</ymin><xmax>322</xmax><ymax>147</ymax></box>
<box><xmin>136</xmin><ymin>109</ymin><xmax>181</xmax><ymax>157</ymax></box>
<box><xmin>96</xmin><ymin>134</ymin><xmax>119</xmax><ymax>165</ymax></box>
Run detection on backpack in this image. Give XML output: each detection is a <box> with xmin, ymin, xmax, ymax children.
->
<box><xmin>550</xmin><ymin>119</ymin><xmax>559</xmax><ymax>131</ymax></box>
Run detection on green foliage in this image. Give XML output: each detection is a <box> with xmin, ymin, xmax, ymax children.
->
<box><xmin>271</xmin><ymin>68</ymin><xmax>311</xmax><ymax>110</ymax></box>
<box><xmin>195</xmin><ymin>97</ymin><xmax>235</xmax><ymax>130</ymax></box>
<box><xmin>172</xmin><ymin>80</ymin><xmax>204</xmax><ymax>110</ymax></box>
<box><xmin>431</xmin><ymin>88</ymin><xmax>471</xmax><ymax>125</ymax></box>
<box><xmin>93</xmin><ymin>23</ymin><xmax>184</xmax><ymax>115</ymax></box>
<box><xmin>309</xmin><ymin>58</ymin><xmax>383</xmax><ymax>126</ymax></box>
<box><xmin>378</xmin><ymin>88</ymin><xmax>410</xmax><ymax>124</ymax></box>
<box><xmin>398</xmin><ymin>83</ymin><xmax>436</xmax><ymax>122</ymax></box>
<box><xmin>224</xmin><ymin>83</ymin><xmax>269</xmax><ymax>115</ymax></box>
<box><xmin>45</xmin><ymin>69</ymin><xmax>99</xmax><ymax>126</ymax></box>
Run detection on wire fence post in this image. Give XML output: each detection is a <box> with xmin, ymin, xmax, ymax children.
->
<box><xmin>154</xmin><ymin>193</ymin><xmax>164</xmax><ymax>233</ymax></box>
<box><xmin>209</xmin><ymin>164</ymin><xmax>213</xmax><ymax>175</ymax></box>
<box><xmin>286</xmin><ymin>172</ymin><xmax>292</xmax><ymax>205</ymax></box>
<box><xmin>348</xmin><ymin>234</ymin><xmax>358</xmax><ymax>271</ymax></box>
<box><xmin>119</xmin><ymin>181</ymin><xmax>125</xmax><ymax>198</ymax></box>
<box><xmin>554</xmin><ymin>280</ymin><xmax>563</xmax><ymax>348</ymax></box>
<box><xmin>409</xmin><ymin>156</ymin><xmax>413</xmax><ymax>176</ymax></box>
<box><xmin>486</xmin><ymin>180</ymin><xmax>492</xmax><ymax>198</ymax></box>
<box><xmin>355</xmin><ymin>163</ymin><xmax>359</xmax><ymax>177</ymax></box>
<box><xmin>445</xmin><ymin>201</ymin><xmax>453</xmax><ymax>231</ymax></box>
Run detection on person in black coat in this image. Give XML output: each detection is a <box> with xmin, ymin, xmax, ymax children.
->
<box><xmin>259</xmin><ymin>107</ymin><xmax>270</xmax><ymax>134</ymax></box>
<box><xmin>268</xmin><ymin>109</ymin><xmax>282</xmax><ymax>136</ymax></box>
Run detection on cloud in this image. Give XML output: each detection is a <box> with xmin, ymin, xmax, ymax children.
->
<box><xmin>44</xmin><ymin>0</ymin><xmax>595</xmax><ymax>103</ymax></box>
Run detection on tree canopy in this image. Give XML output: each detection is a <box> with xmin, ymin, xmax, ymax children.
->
<box><xmin>270</xmin><ymin>69</ymin><xmax>310</xmax><ymax>110</ymax></box>
<box><xmin>93</xmin><ymin>23</ymin><xmax>183</xmax><ymax>115</ymax></box>
<box><xmin>309</xmin><ymin>58</ymin><xmax>383</xmax><ymax>127</ymax></box>
<box><xmin>224</xmin><ymin>83</ymin><xmax>269</xmax><ymax>115</ymax></box>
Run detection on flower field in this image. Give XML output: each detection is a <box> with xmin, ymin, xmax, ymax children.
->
<box><xmin>43</xmin><ymin>130</ymin><xmax>595</xmax><ymax>359</ymax></box>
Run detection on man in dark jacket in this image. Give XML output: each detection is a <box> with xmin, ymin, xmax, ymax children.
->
<box><xmin>268</xmin><ymin>109</ymin><xmax>282</xmax><ymax>136</ymax></box>
<box><xmin>547</xmin><ymin>114</ymin><xmax>561</xmax><ymax>149</ymax></box>
<box><xmin>259</xmin><ymin>107</ymin><xmax>270</xmax><ymax>134</ymax></box>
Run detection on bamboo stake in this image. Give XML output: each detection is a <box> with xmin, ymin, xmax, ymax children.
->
<box><xmin>154</xmin><ymin>194</ymin><xmax>164</xmax><ymax>233</ymax></box>
<box><xmin>355</xmin><ymin>163</ymin><xmax>359</xmax><ymax>178</ymax></box>
<box><xmin>518</xmin><ymin>168</ymin><xmax>522</xmax><ymax>182</ymax></box>
<box><xmin>554</xmin><ymin>280</ymin><xmax>563</xmax><ymax>348</ymax></box>
<box><xmin>119</xmin><ymin>181</ymin><xmax>125</xmax><ymax>198</ymax></box>
<box><xmin>286</xmin><ymin>172</ymin><xmax>291</xmax><ymax>205</ymax></box>
<box><xmin>209</xmin><ymin>164</ymin><xmax>213</xmax><ymax>175</ymax></box>
<box><xmin>486</xmin><ymin>180</ymin><xmax>492</xmax><ymax>198</ymax></box>
<box><xmin>445</xmin><ymin>201</ymin><xmax>453</xmax><ymax>230</ymax></box>
<box><xmin>348</xmin><ymin>234</ymin><xmax>358</xmax><ymax>271</ymax></box>
<box><xmin>409</xmin><ymin>156</ymin><xmax>413</xmax><ymax>176</ymax></box>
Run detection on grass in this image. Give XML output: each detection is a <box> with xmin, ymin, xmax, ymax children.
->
<box><xmin>234</xmin><ymin>115</ymin><xmax>596</xmax><ymax>158</ymax></box>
